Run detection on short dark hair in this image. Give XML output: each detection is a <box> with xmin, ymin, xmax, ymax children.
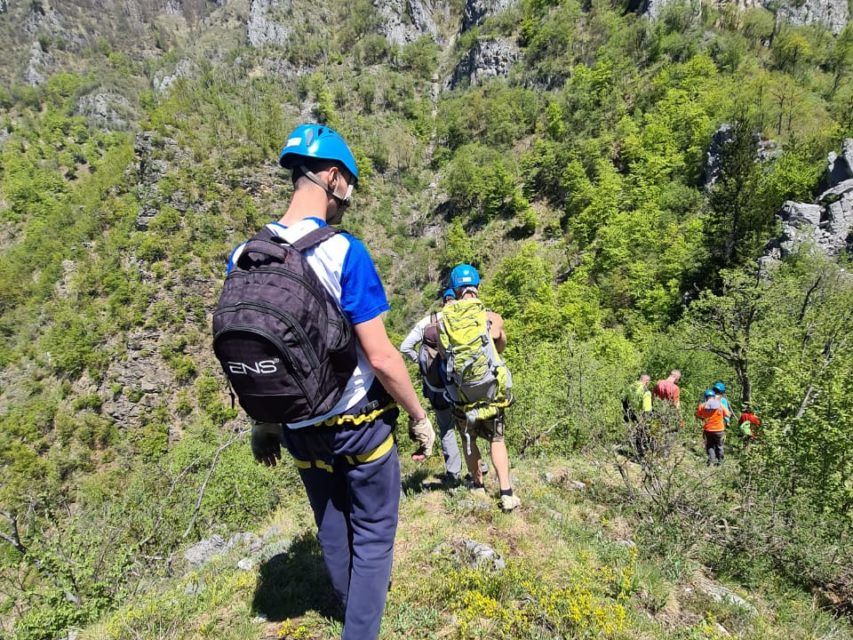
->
<box><xmin>291</xmin><ymin>158</ymin><xmax>350</xmax><ymax>187</ymax></box>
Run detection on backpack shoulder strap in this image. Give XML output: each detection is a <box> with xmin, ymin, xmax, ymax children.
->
<box><xmin>290</xmin><ymin>226</ymin><xmax>343</xmax><ymax>252</ymax></box>
<box><xmin>236</xmin><ymin>227</ymin><xmax>286</xmax><ymax>268</ymax></box>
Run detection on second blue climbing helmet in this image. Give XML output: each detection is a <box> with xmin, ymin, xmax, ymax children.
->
<box><xmin>449</xmin><ymin>264</ymin><xmax>480</xmax><ymax>291</ymax></box>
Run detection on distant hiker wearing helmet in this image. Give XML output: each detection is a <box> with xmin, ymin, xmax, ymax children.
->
<box><xmin>712</xmin><ymin>381</ymin><xmax>731</xmax><ymax>428</ymax></box>
<box><xmin>214</xmin><ymin>124</ymin><xmax>434</xmax><ymax>640</ymax></box>
<box><xmin>695</xmin><ymin>389</ymin><xmax>731</xmax><ymax>466</ymax></box>
<box><xmin>399</xmin><ymin>288</ymin><xmax>462</xmax><ymax>479</ymax></box>
<box><xmin>439</xmin><ymin>264</ymin><xmax>519</xmax><ymax>512</ymax></box>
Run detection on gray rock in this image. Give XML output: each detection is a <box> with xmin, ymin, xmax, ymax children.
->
<box><xmin>544</xmin><ymin>471</ymin><xmax>559</xmax><ymax>484</ymax></box>
<box><xmin>615</xmin><ymin>539</ymin><xmax>637</xmax><ymax>548</ymax></box>
<box><xmin>184</xmin><ymin>534</ymin><xmax>227</xmax><ymax>567</ymax></box>
<box><xmin>568</xmin><ymin>480</ymin><xmax>587</xmax><ymax>491</ymax></box>
<box><xmin>76</xmin><ymin>93</ymin><xmax>133</xmax><ymax>131</ymax></box>
<box><xmin>153</xmin><ymin>59</ymin><xmax>195</xmax><ymax>94</ymax></box>
<box><xmin>704</xmin><ymin>124</ymin><xmax>735</xmax><ymax>187</ymax></box>
<box><xmin>461</xmin><ymin>539</ymin><xmax>506</xmax><ymax>571</ymax></box>
<box><xmin>376</xmin><ymin>0</ymin><xmax>439</xmax><ymax>46</ymax></box>
<box><xmin>768</xmin><ymin>0</ymin><xmax>849</xmax><ymax>35</ymax></box>
<box><xmin>695</xmin><ymin>574</ymin><xmax>756</xmax><ymax>613</ymax></box>
<box><xmin>237</xmin><ymin>557</ymin><xmax>255</xmax><ymax>571</ymax></box>
<box><xmin>448</xmin><ymin>37</ymin><xmax>519</xmax><ymax>89</ymax></box>
<box><xmin>826</xmin><ymin>139</ymin><xmax>853</xmax><ymax>188</ymax></box>
<box><xmin>247</xmin><ymin>0</ymin><xmax>292</xmax><ymax>48</ymax></box>
<box><xmin>462</xmin><ymin>0</ymin><xmax>516</xmax><ymax>31</ymax></box>
<box><xmin>24</xmin><ymin>41</ymin><xmax>48</xmax><ymax>86</ymax></box>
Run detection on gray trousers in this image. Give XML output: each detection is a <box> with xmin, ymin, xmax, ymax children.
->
<box><xmin>434</xmin><ymin>406</ymin><xmax>462</xmax><ymax>477</ymax></box>
<box><xmin>704</xmin><ymin>431</ymin><xmax>725</xmax><ymax>465</ymax></box>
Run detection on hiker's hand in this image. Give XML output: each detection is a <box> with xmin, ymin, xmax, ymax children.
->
<box><xmin>251</xmin><ymin>421</ymin><xmax>283</xmax><ymax>467</ymax></box>
<box><xmin>408</xmin><ymin>415</ymin><xmax>435</xmax><ymax>461</ymax></box>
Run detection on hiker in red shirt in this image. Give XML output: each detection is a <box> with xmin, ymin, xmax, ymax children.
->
<box><xmin>654</xmin><ymin>370</ymin><xmax>682</xmax><ymax>409</ymax></box>
<box><xmin>696</xmin><ymin>389</ymin><xmax>731</xmax><ymax>466</ymax></box>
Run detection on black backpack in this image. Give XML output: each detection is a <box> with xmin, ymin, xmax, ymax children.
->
<box><xmin>212</xmin><ymin>226</ymin><xmax>357</xmax><ymax>424</ymax></box>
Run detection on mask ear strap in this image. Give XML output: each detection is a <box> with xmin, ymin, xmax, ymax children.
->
<box><xmin>299</xmin><ymin>164</ymin><xmax>352</xmax><ymax>206</ymax></box>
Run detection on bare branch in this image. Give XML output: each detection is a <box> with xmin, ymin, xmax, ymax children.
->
<box><xmin>182</xmin><ymin>431</ymin><xmax>247</xmax><ymax>540</ymax></box>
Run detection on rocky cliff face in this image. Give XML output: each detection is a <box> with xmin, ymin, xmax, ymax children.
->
<box><xmin>447</xmin><ymin>37</ymin><xmax>519</xmax><ymax>89</ymax></box>
<box><xmin>375</xmin><ymin>0</ymin><xmax>442</xmax><ymax>45</ymax></box>
<box><xmin>764</xmin><ymin>139</ymin><xmax>853</xmax><ymax>261</ymax></box>
<box><xmin>632</xmin><ymin>0</ymin><xmax>849</xmax><ymax>34</ymax></box>
<box><xmin>461</xmin><ymin>0</ymin><xmax>516</xmax><ymax>31</ymax></box>
<box><xmin>770</xmin><ymin>0</ymin><xmax>849</xmax><ymax>35</ymax></box>
<box><xmin>247</xmin><ymin>0</ymin><xmax>291</xmax><ymax>48</ymax></box>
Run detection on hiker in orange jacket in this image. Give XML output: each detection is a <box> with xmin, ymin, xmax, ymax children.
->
<box><xmin>696</xmin><ymin>389</ymin><xmax>731</xmax><ymax>466</ymax></box>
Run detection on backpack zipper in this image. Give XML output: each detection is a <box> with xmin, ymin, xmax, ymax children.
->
<box><xmin>226</xmin><ymin>266</ymin><xmax>329</xmax><ymax>313</ymax></box>
<box><xmin>215</xmin><ymin>302</ymin><xmax>321</xmax><ymax>370</ymax></box>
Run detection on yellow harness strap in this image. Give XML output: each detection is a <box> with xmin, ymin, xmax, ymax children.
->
<box><xmin>318</xmin><ymin>401</ymin><xmax>397</xmax><ymax>427</ymax></box>
<box><xmin>291</xmin><ymin>434</ymin><xmax>395</xmax><ymax>473</ymax></box>
<box><xmin>344</xmin><ymin>433</ymin><xmax>395</xmax><ymax>465</ymax></box>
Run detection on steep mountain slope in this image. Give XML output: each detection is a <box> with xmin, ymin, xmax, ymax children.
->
<box><xmin>0</xmin><ymin>0</ymin><xmax>851</xmax><ymax>638</ymax></box>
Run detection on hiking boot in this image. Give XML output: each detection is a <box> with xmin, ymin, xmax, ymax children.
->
<box><xmin>440</xmin><ymin>472</ymin><xmax>462</xmax><ymax>488</ymax></box>
<box><xmin>500</xmin><ymin>494</ymin><xmax>521</xmax><ymax>512</ymax></box>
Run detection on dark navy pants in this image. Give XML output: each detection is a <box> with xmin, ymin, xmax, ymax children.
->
<box><xmin>282</xmin><ymin>386</ymin><xmax>400</xmax><ymax>640</ymax></box>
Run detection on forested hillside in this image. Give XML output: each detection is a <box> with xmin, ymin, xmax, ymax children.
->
<box><xmin>0</xmin><ymin>0</ymin><xmax>851</xmax><ymax>638</ymax></box>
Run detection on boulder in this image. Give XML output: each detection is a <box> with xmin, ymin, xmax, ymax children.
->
<box><xmin>461</xmin><ymin>0</ymin><xmax>516</xmax><ymax>31</ymax></box>
<box><xmin>247</xmin><ymin>0</ymin><xmax>292</xmax><ymax>48</ymax></box>
<box><xmin>447</xmin><ymin>37</ymin><xmax>519</xmax><ymax>89</ymax></box>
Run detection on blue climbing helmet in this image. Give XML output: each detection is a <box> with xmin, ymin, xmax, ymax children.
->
<box><xmin>442</xmin><ymin>288</ymin><xmax>456</xmax><ymax>301</ymax></box>
<box><xmin>712</xmin><ymin>381</ymin><xmax>726</xmax><ymax>394</ymax></box>
<box><xmin>279</xmin><ymin>123</ymin><xmax>359</xmax><ymax>184</ymax></box>
<box><xmin>449</xmin><ymin>264</ymin><xmax>480</xmax><ymax>291</ymax></box>
<box><xmin>704</xmin><ymin>389</ymin><xmax>716</xmax><ymax>399</ymax></box>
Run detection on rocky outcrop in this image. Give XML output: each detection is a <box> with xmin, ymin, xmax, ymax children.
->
<box><xmin>631</xmin><ymin>0</ymin><xmax>848</xmax><ymax>33</ymax></box>
<box><xmin>153</xmin><ymin>59</ymin><xmax>196</xmax><ymax>93</ymax></box>
<box><xmin>703</xmin><ymin>123</ymin><xmax>780</xmax><ymax>188</ymax></box>
<box><xmin>24</xmin><ymin>41</ymin><xmax>49</xmax><ymax>86</ymax></box>
<box><xmin>376</xmin><ymin>0</ymin><xmax>440</xmax><ymax>45</ymax></box>
<box><xmin>824</xmin><ymin>139</ymin><xmax>853</xmax><ymax>188</ymax></box>
<box><xmin>75</xmin><ymin>92</ymin><xmax>134</xmax><ymax>130</ymax></box>
<box><xmin>247</xmin><ymin>0</ymin><xmax>291</xmax><ymax>48</ymax></box>
<box><xmin>447</xmin><ymin>37</ymin><xmax>519</xmax><ymax>89</ymax></box>
<box><xmin>764</xmin><ymin>139</ymin><xmax>853</xmax><ymax>261</ymax></box>
<box><xmin>461</xmin><ymin>0</ymin><xmax>516</xmax><ymax>31</ymax></box>
<box><xmin>770</xmin><ymin>0</ymin><xmax>849</xmax><ymax>35</ymax></box>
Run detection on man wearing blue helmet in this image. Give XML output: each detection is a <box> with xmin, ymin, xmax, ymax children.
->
<box><xmin>712</xmin><ymin>381</ymin><xmax>731</xmax><ymax>428</ymax></box>
<box><xmin>400</xmin><ymin>288</ymin><xmax>463</xmax><ymax>481</ymax></box>
<box><xmin>229</xmin><ymin>124</ymin><xmax>434</xmax><ymax>640</ymax></box>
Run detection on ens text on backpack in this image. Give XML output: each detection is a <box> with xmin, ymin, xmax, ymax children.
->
<box><xmin>438</xmin><ymin>298</ymin><xmax>512</xmax><ymax>414</ymax></box>
<box><xmin>212</xmin><ymin>226</ymin><xmax>357</xmax><ymax>424</ymax></box>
